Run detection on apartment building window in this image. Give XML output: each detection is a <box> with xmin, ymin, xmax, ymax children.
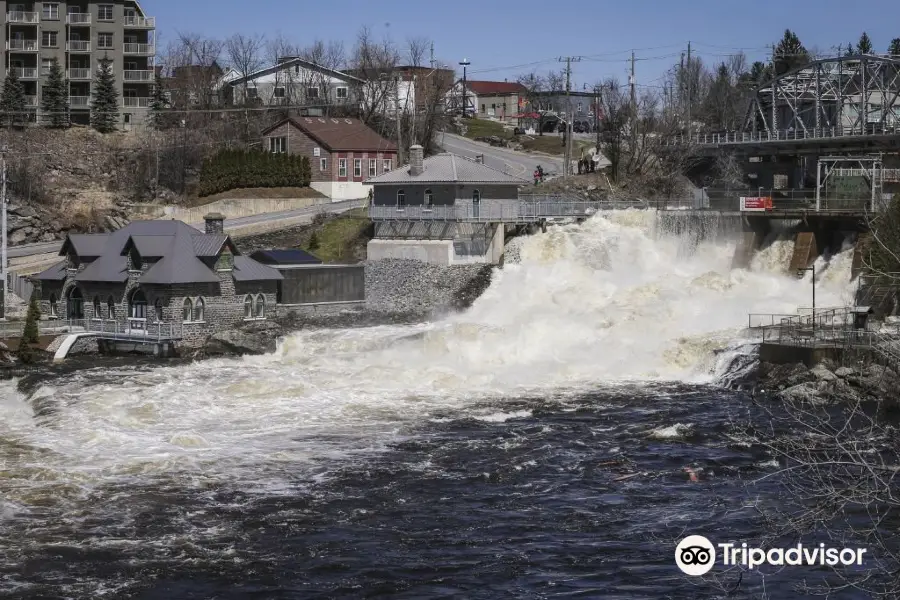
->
<box><xmin>320</xmin><ymin>158</ymin><xmax>327</xmax><ymax>172</ymax></box>
<box><xmin>268</xmin><ymin>137</ymin><xmax>286</xmax><ymax>153</ymax></box>
<box><xmin>97</xmin><ymin>33</ymin><xmax>113</xmax><ymax>49</ymax></box>
<box><xmin>368</xmin><ymin>159</ymin><xmax>376</xmax><ymax>177</ymax></box>
<box><xmin>42</xmin><ymin>3</ymin><xmax>59</xmax><ymax>19</ymax></box>
<box><xmin>353</xmin><ymin>159</ymin><xmax>362</xmax><ymax>178</ymax></box>
<box><xmin>98</xmin><ymin>5</ymin><xmax>113</xmax><ymax>20</ymax></box>
<box><xmin>338</xmin><ymin>159</ymin><xmax>347</xmax><ymax>177</ymax></box>
<box><xmin>42</xmin><ymin>31</ymin><xmax>58</xmax><ymax>48</ymax></box>
<box><xmin>336</xmin><ymin>87</ymin><xmax>348</xmax><ymax>99</ymax></box>
<box><xmin>383</xmin><ymin>159</ymin><xmax>392</xmax><ymax>172</ymax></box>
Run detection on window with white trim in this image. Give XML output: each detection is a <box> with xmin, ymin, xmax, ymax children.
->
<box><xmin>244</xmin><ymin>295</ymin><xmax>253</xmax><ymax>319</ymax></box>
<box><xmin>397</xmin><ymin>189</ymin><xmax>406</xmax><ymax>209</ymax></box>
<box><xmin>306</xmin><ymin>87</ymin><xmax>319</xmax><ymax>98</ymax></box>
<box><xmin>336</xmin><ymin>87</ymin><xmax>348</xmax><ymax>99</ymax></box>
<box><xmin>97</xmin><ymin>32</ymin><xmax>113</xmax><ymax>49</ymax></box>
<box><xmin>182</xmin><ymin>298</ymin><xmax>193</xmax><ymax>322</ymax></box>
<box><xmin>320</xmin><ymin>158</ymin><xmax>327</xmax><ymax>172</ymax></box>
<box><xmin>269</xmin><ymin>136</ymin><xmax>286</xmax><ymax>153</ymax></box>
<box><xmin>382</xmin><ymin>159</ymin><xmax>392</xmax><ymax>172</ymax></box>
<box><xmin>353</xmin><ymin>159</ymin><xmax>362</xmax><ymax>178</ymax></box>
<box><xmin>42</xmin><ymin>3</ymin><xmax>59</xmax><ymax>19</ymax></box>
<box><xmin>368</xmin><ymin>159</ymin><xmax>376</xmax><ymax>177</ymax></box>
<box><xmin>424</xmin><ymin>189</ymin><xmax>433</xmax><ymax>209</ymax></box>
<box><xmin>97</xmin><ymin>4</ymin><xmax>113</xmax><ymax>20</ymax></box>
<box><xmin>254</xmin><ymin>295</ymin><xmax>266</xmax><ymax>319</ymax></box>
<box><xmin>193</xmin><ymin>297</ymin><xmax>205</xmax><ymax>322</ymax></box>
<box><xmin>41</xmin><ymin>31</ymin><xmax>58</xmax><ymax>48</ymax></box>
<box><xmin>274</xmin><ymin>87</ymin><xmax>286</xmax><ymax>98</ymax></box>
<box><xmin>338</xmin><ymin>158</ymin><xmax>347</xmax><ymax>177</ymax></box>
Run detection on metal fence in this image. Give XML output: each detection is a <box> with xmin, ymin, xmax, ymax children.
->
<box><xmin>369</xmin><ymin>199</ymin><xmax>638</xmax><ymax>222</ymax></box>
<box><xmin>78</xmin><ymin>319</ymin><xmax>183</xmax><ymax>341</ymax></box>
<box><xmin>664</xmin><ymin>124</ymin><xmax>900</xmax><ymax>146</ymax></box>
<box><xmin>6</xmin><ymin>271</ymin><xmax>33</xmax><ymax>300</ymax></box>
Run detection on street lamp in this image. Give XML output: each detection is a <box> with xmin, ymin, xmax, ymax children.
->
<box><xmin>798</xmin><ymin>265</ymin><xmax>816</xmax><ymax>340</ymax></box>
<box><xmin>459</xmin><ymin>58</ymin><xmax>470</xmax><ymax>117</ymax></box>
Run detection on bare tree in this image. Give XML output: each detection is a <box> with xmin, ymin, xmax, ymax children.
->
<box><xmin>516</xmin><ymin>71</ymin><xmax>546</xmax><ymax>134</ymax></box>
<box><xmin>406</xmin><ymin>36</ymin><xmax>430</xmax><ymax>68</ymax></box>
<box><xmin>351</xmin><ymin>26</ymin><xmax>400</xmax><ymax>126</ymax></box>
<box><xmin>545</xmin><ymin>69</ymin><xmax>565</xmax><ymax>92</ymax></box>
<box><xmin>225</xmin><ymin>33</ymin><xmax>266</xmax><ymax>106</ymax></box>
<box><xmin>167</xmin><ymin>32</ymin><xmax>226</xmax><ymax>112</ymax></box>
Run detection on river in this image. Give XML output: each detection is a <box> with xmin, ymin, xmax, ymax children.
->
<box><xmin>0</xmin><ymin>210</ymin><xmax>862</xmax><ymax>599</ymax></box>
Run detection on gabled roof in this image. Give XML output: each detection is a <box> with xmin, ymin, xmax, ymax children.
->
<box><xmin>33</xmin><ymin>261</ymin><xmax>67</xmax><ymax>281</ymax></box>
<box><xmin>250</xmin><ymin>249</ymin><xmax>322</xmax><ymax>265</ymax></box>
<box><xmin>366</xmin><ymin>153</ymin><xmax>529</xmax><ymax>185</ymax></box>
<box><xmin>56</xmin><ymin>219</ymin><xmax>281</xmax><ymax>286</ymax></box>
<box><xmin>261</xmin><ymin>117</ymin><xmax>397</xmax><ymax>153</ymax></box>
<box><xmin>464</xmin><ymin>80</ymin><xmax>528</xmax><ymax>95</ymax></box>
<box><xmin>223</xmin><ymin>57</ymin><xmax>365</xmax><ymax>88</ymax></box>
<box><xmin>61</xmin><ymin>234</ymin><xmax>109</xmax><ymax>258</ymax></box>
<box><xmin>233</xmin><ymin>256</ymin><xmax>285</xmax><ymax>282</ymax></box>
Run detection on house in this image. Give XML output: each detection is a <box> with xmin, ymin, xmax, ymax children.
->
<box><xmin>32</xmin><ymin>214</ymin><xmax>283</xmax><ymax>349</ymax></box>
<box><xmin>250</xmin><ymin>249</ymin><xmax>364</xmax><ymax>306</ymax></box>
<box><xmin>159</xmin><ymin>63</ymin><xmax>226</xmax><ymax>110</ymax></box>
<box><xmin>345</xmin><ymin>65</ymin><xmax>456</xmax><ymax>116</ymax></box>
<box><xmin>261</xmin><ymin>116</ymin><xmax>397</xmax><ymax>200</ymax></box>
<box><xmin>365</xmin><ymin>145</ymin><xmax>528</xmax><ymax>265</ymax></box>
<box><xmin>447</xmin><ymin>80</ymin><xmax>527</xmax><ymax>121</ymax></box>
<box><xmin>220</xmin><ymin>57</ymin><xmax>365</xmax><ymax>112</ymax></box>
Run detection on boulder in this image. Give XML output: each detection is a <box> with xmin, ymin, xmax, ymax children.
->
<box><xmin>202</xmin><ymin>321</ymin><xmax>283</xmax><ymax>356</ymax></box>
<box><xmin>9</xmin><ymin>205</ymin><xmax>37</xmax><ymax>218</ymax></box>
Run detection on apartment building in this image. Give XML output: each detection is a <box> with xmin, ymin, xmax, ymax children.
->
<box><xmin>0</xmin><ymin>0</ymin><xmax>155</xmax><ymax>127</ymax></box>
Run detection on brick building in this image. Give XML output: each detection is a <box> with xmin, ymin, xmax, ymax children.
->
<box><xmin>261</xmin><ymin>116</ymin><xmax>397</xmax><ymax>200</ymax></box>
<box><xmin>32</xmin><ymin>214</ymin><xmax>283</xmax><ymax>348</ymax></box>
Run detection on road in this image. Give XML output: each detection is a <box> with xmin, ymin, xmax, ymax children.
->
<box><xmin>7</xmin><ymin>199</ymin><xmax>364</xmax><ymax>260</ymax></box>
<box><xmin>439</xmin><ymin>133</ymin><xmax>564</xmax><ymax>180</ymax></box>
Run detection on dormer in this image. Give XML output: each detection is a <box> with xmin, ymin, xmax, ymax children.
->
<box><xmin>216</xmin><ymin>245</ymin><xmax>235</xmax><ymax>272</ymax></box>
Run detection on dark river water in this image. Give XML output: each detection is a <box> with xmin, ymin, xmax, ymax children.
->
<box><xmin>0</xmin><ymin>379</ymin><xmax>873</xmax><ymax>599</ymax></box>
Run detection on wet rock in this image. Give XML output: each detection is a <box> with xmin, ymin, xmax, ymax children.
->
<box><xmin>811</xmin><ymin>365</ymin><xmax>837</xmax><ymax>382</ymax></box>
<box><xmin>834</xmin><ymin>366</ymin><xmax>856</xmax><ymax>378</ymax></box>
<box><xmin>202</xmin><ymin>321</ymin><xmax>283</xmax><ymax>356</ymax></box>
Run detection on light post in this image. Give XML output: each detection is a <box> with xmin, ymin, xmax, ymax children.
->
<box><xmin>459</xmin><ymin>58</ymin><xmax>470</xmax><ymax>117</ymax></box>
<box><xmin>798</xmin><ymin>265</ymin><xmax>816</xmax><ymax>340</ymax></box>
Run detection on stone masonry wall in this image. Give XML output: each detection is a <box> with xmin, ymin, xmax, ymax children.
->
<box><xmin>364</xmin><ymin>259</ymin><xmax>494</xmax><ymax>316</ymax></box>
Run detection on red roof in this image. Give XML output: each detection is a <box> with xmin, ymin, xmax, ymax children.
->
<box><xmin>465</xmin><ymin>80</ymin><xmax>527</xmax><ymax>95</ymax></box>
<box><xmin>262</xmin><ymin>117</ymin><xmax>397</xmax><ymax>153</ymax></box>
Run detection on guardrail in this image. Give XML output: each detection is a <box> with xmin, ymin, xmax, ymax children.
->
<box><xmin>664</xmin><ymin>124</ymin><xmax>900</xmax><ymax>146</ymax></box>
<box><xmin>81</xmin><ymin>319</ymin><xmax>182</xmax><ymax>341</ymax></box>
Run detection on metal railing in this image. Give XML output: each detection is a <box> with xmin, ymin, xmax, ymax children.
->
<box><xmin>369</xmin><ymin>199</ymin><xmax>609</xmax><ymax>222</ymax></box>
<box><xmin>123</xmin><ymin>96</ymin><xmax>151</xmax><ymax>108</ymax></box>
<box><xmin>66</xmin><ymin>40</ymin><xmax>90</xmax><ymax>52</ymax></box>
<box><xmin>80</xmin><ymin>318</ymin><xmax>183</xmax><ymax>341</ymax></box>
<box><xmin>123</xmin><ymin>69</ymin><xmax>154</xmax><ymax>82</ymax></box>
<box><xmin>69</xmin><ymin>96</ymin><xmax>90</xmax><ymax>107</ymax></box>
<box><xmin>67</xmin><ymin>68</ymin><xmax>91</xmax><ymax>80</ymax></box>
<box><xmin>664</xmin><ymin>124</ymin><xmax>900</xmax><ymax>146</ymax></box>
<box><xmin>123</xmin><ymin>43</ymin><xmax>154</xmax><ymax>54</ymax></box>
<box><xmin>123</xmin><ymin>15</ymin><xmax>155</xmax><ymax>27</ymax></box>
<box><xmin>7</xmin><ymin>11</ymin><xmax>39</xmax><ymax>23</ymax></box>
<box><xmin>66</xmin><ymin>12</ymin><xmax>91</xmax><ymax>24</ymax></box>
<box><xmin>13</xmin><ymin>68</ymin><xmax>37</xmax><ymax>79</ymax></box>
<box><xmin>7</xmin><ymin>39</ymin><xmax>37</xmax><ymax>51</ymax></box>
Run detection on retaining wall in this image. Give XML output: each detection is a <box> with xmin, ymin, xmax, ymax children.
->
<box><xmin>130</xmin><ymin>197</ymin><xmax>326</xmax><ymax>223</ymax></box>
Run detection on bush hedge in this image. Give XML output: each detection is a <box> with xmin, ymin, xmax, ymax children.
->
<box><xmin>198</xmin><ymin>149</ymin><xmax>311</xmax><ymax>197</ymax></box>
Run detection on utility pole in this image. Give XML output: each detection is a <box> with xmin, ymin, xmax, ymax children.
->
<box><xmin>430</xmin><ymin>42</ymin><xmax>435</xmax><ymax>70</ymax></box>
<box><xmin>594</xmin><ymin>85</ymin><xmax>602</xmax><ymax>152</ymax></box>
<box><xmin>459</xmin><ymin>58</ymin><xmax>470</xmax><ymax>118</ymax></box>
<box><xmin>1</xmin><ymin>145</ymin><xmax>7</xmax><ymax>316</ymax></box>
<box><xmin>630</xmin><ymin>51</ymin><xmax>636</xmax><ymax>118</ymax></box>
<box><xmin>559</xmin><ymin>55</ymin><xmax>582</xmax><ymax>175</ymax></box>
<box><xmin>395</xmin><ymin>75</ymin><xmax>403</xmax><ymax>165</ymax></box>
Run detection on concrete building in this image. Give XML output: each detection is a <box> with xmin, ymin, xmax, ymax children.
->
<box><xmin>0</xmin><ymin>0</ymin><xmax>156</xmax><ymax>127</ymax></box>
<box><xmin>366</xmin><ymin>145</ymin><xmax>528</xmax><ymax>265</ymax></box>
<box><xmin>260</xmin><ymin>116</ymin><xmax>397</xmax><ymax>201</ymax></box>
<box><xmin>32</xmin><ymin>214</ymin><xmax>283</xmax><ymax>349</ymax></box>
<box><xmin>446</xmin><ymin>80</ymin><xmax>526</xmax><ymax>121</ymax></box>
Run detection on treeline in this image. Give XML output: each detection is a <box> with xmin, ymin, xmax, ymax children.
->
<box><xmin>197</xmin><ymin>149</ymin><xmax>311</xmax><ymax>197</ymax></box>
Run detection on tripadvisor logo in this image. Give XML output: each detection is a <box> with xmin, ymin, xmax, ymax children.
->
<box><xmin>675</xmin><ymin>535</ymin><xmax>868</xmax><ymax>576</ymax></box>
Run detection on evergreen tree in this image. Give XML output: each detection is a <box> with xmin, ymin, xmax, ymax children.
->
<box><xmin>773</xmin><ymin>29</ymin><xmax>809</xmax><ymax>75</ymax></box>
<box><xmin>148</xmin><ymin>80</ymin><xmax>172</xmax><ymax>130</ymax></box>
<box><xmin>0</xmin><ymin>67</ymin><xmax>27</xmax><ymax>127</ymax></box>
<box><xmin>889</xmin><ymin>38</ymin><xmax>900</xmax><ymax>56</ymax></box>
<box><xmin>90</xmin><ymin>55</ymin><xmax>119</xmax><ymax>133</ymax></box>
<box><xmin>17</xmin><ymin>293</ymin><xmax>41</xmax><ymax>364</ymax></box>
<box><xmin>41</xmin><ymin>58</ymin><xmax>69</xmax><ymax>128</ymax></box>
<box><xmin>857</xmin><ymin>32</ymin><xmax>873</xmax><ymax>55</ymax></box>
<box><xmin>307</xmin><ymin>232</ymin><xmax>320</xmax><ymax>253</ymax></box>
<box><xmin>846</xmin><ymin>42</ymin><xmax>855</xmax><ymax>56</ymax></box>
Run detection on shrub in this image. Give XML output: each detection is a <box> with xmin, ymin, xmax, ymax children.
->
<box><xmin>197</xmin><ymin>149</ymin><xmax>311</xmax><ymax>197</ymax></box>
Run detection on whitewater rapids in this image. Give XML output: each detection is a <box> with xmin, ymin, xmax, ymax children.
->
<box><xmin>0</xmin><ymin>209</ymin><xmax>855</xmax><ymax>492</ymax></box>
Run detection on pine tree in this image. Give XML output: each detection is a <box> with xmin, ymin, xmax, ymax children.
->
<box><xmin>857</xmin><ymin>32</ymin><xmax>873</xmax><ymax>55</ymax></box>
<box><xmin>41</xmin><ymin>58</ymin><xmax>69</xmax><ymax>128</ymax></box>
<box><xmin>773</xmin><ymin>29</ymin><xmax>809</xmax><ymax>75</ymax></box>
<box><xmin>90</xmin><ymin>55</ymin><xmax>119</xmax><ymax>133</ymax></box>
<box><xmin>148</xmin><ymin>80</ymin><xmax>170</xmax><ymax>130</ymax></box>
<box><xmin>0</xmin><ymin>67</ymin><xmax>27</xmax><ymax>127</ymax></box>
<box><xmin>17</xmin><ymin>293</ymin><xmax>41</xmax><ymax>364</ymax></box>
<box><xmin>846</xmin><ymin>42</ymin><xmax>856</xmax><ymax>56</ymax></box>
<box><xmin>889</xmin><ymin>38</ymin><xmax>900</xmax><ymax>56</ymax></box>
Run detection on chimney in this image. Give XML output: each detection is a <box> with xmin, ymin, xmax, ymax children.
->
<box><xmin>409</xmin><ymin>145</ymin><xmax>424</xmax><ymax>176</ymax></box>
<box><xmin>204</xmin><ymin>212</ymin><xmax>225</xmax><ymax>235</ymax></box>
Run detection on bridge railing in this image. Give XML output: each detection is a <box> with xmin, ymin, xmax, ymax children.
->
<box><xmin>79</xmin><ymin>318</ymin><xmax>183</xmax><ymax>341</ymax></box>
<box><xmin>664</xmin><ymin>123</ymin><xmax>900</xmax><ymax>146</ymax></box>
<box><xmin>369</xmin><ymin>199</ymin><xmax>621</xmax><ymax>222</ymax></box>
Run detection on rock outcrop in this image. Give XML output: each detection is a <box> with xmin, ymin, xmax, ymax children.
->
<box><xmin>756</xmin><ymin>359</ymin><xmax>900</xmax><ymax>410</ymax></box>
<box><xmin>201</xmin><ymin>321</ymin><xmax>284</xmax><ymax>356</ymax></box>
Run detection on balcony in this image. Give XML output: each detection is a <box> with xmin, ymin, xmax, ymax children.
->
<box><xmin>7</xmin><ymin>11</ymin><xmax>39</xmax><ymax>24</ymax></box>
<box><xmin>123</xmin><ymin>43</ymin><xmax>154</xmax><ymax>55</ymax></box>
<box><xmin>13</xmin><ymin>68</ymin><xmax>38</xmax><ymax>79</ymax></box>
<box><xmin>66</xmin><ymin>12</ymin><xmax>91</xmax><ymax>25</ymax></box>
<box><xmin>6</xmin><ymin>39</ymin><xmax>38</xmax><ymax>52</ymax></box>
<box><xmin>67</xmin><ymin>40</ymin><xmax>91</xmax><ymax>52</ymax></box>
<box><xmin>67</xmin><ymin>68</ymin><xmax>91</xmax><ymax>80</ymax></box>
<box><xmin>124</xmin><ymin>70</ymin><xmax>154</xmax><ymax>82</ymax></box>
<box><xmin>123</xmin><ymin>15</ymin><xmax>154</xmax><ymax>28</ymax></box>
<box><xmin>24</xmin><ymin>95</ymin><xmax>37</xmax><ymax>107</ymax></box>
<box><xmin>69</xmin><ymin>96</ymin><xmax>90</xmax><ymax>108</ymax></box>
<box><xmin>123</xmin><ymin>97</ymin><xmax>151</xmax><ymax>108</ymax></box>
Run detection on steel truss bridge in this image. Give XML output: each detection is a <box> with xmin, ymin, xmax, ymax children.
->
<box><xmin>665</xmin><ymin>55</ymin><xmax>900</xmax><ymax>152</ymax></box>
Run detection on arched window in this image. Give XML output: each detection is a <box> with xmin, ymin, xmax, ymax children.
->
<box><xmin>193</xmin><ymin>297</ymin><xmax>205</xmax><ymax>322</ymax></box>
<box><xmin>67</xmin><ymin>287</ymin><xmax>84</xmax><ymax>319</ymax></box>
<box><xmin>255</xmin><ymin>294</ymin><xmax>266</xmax><ymax>319</ymax></box>
<box><xmin>129</xmin><ymin>289</ymin><xmax>147</xmax><ymax>320</ymax></box>
<box><xmin>424</xmin><ymin>188</ymin><xmax>433</xmax><ymax>209</ymax></box>
<box><xmin>92</xmin><ymin>296</ymin><xmax>101</xmax><ymax>319</ymax></box>
<box><xmin>154</xmin><ymin>298</ymin><xmax>164</xmax><ymax>321</ymax></box>
<box><xmin>397</xmin><ymin>189</ymin><xmax>406</xmax><ymax>210</ymax></box>
<box><xmin>244</xmin><ymin>294</ymin><xmax>253</xmax><ymax>318</ymax></box>
<box><xmin>182</xmin><ymin>298</ymin><xmax>193</xmax><ymax>322</ymax></box>
<box><xmin>107</xmin><ymin>296</ymin><xmax>115</xmax><ymax>319</ymax></box>
<box><xmin>49</xmin><ymin>293</ymin><xmax>58</xmax><ymax>318</ymax></box>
